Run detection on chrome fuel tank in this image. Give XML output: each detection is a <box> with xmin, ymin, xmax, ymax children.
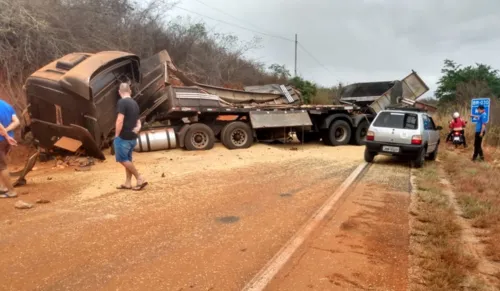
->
<box><xmin>134</xmin><ymin>127</ymin><xmax>177</xmax><ymax>152</ymax></box>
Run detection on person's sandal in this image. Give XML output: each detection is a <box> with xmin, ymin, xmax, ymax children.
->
<box><xmin>0</xmin><ymin>193</ymin><xmax>18</xmax><ymax>198</ymax></box>
<box><xmin>133</xmin><ymin>182</ymin><xmax>148</xmax><ymax>191</ymax></box>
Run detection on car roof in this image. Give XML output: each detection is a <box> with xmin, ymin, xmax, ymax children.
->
<box><xmin>380</xmin><ymin>107</ymin><xmax>428</xmax><ymax>115</ymax></box>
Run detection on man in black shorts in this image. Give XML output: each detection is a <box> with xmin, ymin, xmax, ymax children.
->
<box><xmin>114</xmin><ymin>83</ymin><xmax>148</xmax><ymax>191</ymax></box>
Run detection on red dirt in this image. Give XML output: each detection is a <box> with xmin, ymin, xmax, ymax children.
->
<box><xmin>265</xmin><ymin>160</ymin><xmax>410</xmax><ymax>291</ymax></box>
<box><xmin>0</xmin><ymin>144</ymin><xmax>365</xmax><ymax>290</ymax></box>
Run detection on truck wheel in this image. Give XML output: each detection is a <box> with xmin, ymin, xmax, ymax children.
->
<box><xmin>353</xmin><ymin>121</ymin><xmax>369</xmax><ymax>146</ymax></box>
<box><xmin>364</xmin><ymin>148</ymin><xmax>375</xmax><ymax>163</ymax></box>
<box><xmin>184</xmin><ymin>123</ymin><xmax>215</xmax><ymax>151</ymax></box>
<box><xmin>327</xmin><ymin>120</ymin><xmax>352</xmax><ymax>146</ymax></box>
<box><xmin>221</xmin><ymin>121</ymin><xmax>253</xmax><ymax>149</ymax></box>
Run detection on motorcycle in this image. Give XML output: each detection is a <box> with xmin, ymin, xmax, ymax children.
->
<box><xmin>451</xmin><ymin>127</ymin><xmax>465</xmax><ymax>148</ymax></box>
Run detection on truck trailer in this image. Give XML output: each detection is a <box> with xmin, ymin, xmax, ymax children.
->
<box><xmin>21</xmin><ymin>49</ymin><xmax>429</xmax><ymax>160</ymax></box>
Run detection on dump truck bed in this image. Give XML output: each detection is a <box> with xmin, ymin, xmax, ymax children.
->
<box><xmin>340</xmin><ymin>70</ymin><xmax>429</xmax><ymax>114</ymax></box>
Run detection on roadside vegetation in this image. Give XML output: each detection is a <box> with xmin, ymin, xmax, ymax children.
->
<box><xmin>411</xmin><ymin>163</ymin><xmax>479</xmax><ymax>291</ymax></box>
<box><xmin>409</xmin><ymin>59</ymin><xmax>500</xmax><ymax>290</ymax></box>
<box><xmin>441</xmin><ymin>150</ymin><xmax>500</xmax><ymax>267</ymax></box>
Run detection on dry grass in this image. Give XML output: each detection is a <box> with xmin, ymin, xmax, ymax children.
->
<box><xmin>412</xmin><ymin>163</ymin><xmax>479</xmax><ymax>291</ymax></box>
<box><xmin>433</xmin><ymin>99</ymin><xmax>500</xmax><ymax>147</ymax></box>
<box><xmin>439</xmin><ymin>149</ymin><xmax>500</xmax><ymax>263</ymax></box>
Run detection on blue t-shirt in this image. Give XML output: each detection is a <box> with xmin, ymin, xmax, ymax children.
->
<box><xmin>475</xmin><ymin>112</ymin><xmax>488</xmax><ymax>133</ymax></box>
<box><xmin>0</xmin><ymin>100</ymin><xmax>16</xmax><ymax>142</ymax></box>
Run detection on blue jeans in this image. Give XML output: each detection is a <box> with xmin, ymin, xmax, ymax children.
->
<box><xmin>114</xmin><ymin>137</ymin><xmax>137</xmax><ymax>163</ymax></box>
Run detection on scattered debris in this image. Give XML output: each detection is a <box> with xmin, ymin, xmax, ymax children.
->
<box><xmin>35</xmin><ymin>199</ymin><xmax>50</xmax><ymax>204</ymax></box>
<box><xmin>216</xmin><ymin>216</ymin><xmax>240</xmax><ymax>224</ymax></box>
<box><xmin>15</xmin><ymin>200</ymin><xmax>34</xmax><ymax>210</ymax></box>
<box><xmin>290</xmin><ymin>147</ymin><xmax>298</xmax><ymax>151</ymax></box>
<box><xmin>47</xmin><ymin>177</ymin><xmax>53</xmax><ymax>180</ymax></box>
<box><xmin>75</xmin><ymin>166</ymin><xmax>91</xmax><ymax>172</ymax></box>
<box><xmin>161</xmin><ymin>173</ymin><xmax>165</xmax><ymax>178</ymax></box>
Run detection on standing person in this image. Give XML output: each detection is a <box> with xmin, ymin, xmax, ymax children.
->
<box><xmin>114</xmin><ymin>83</ymin><xmax>148</xmax><ymax>191</ymax></box>
<box><xmin>0</xmin><ymin>99</ymin><xmax>20</xmax><ymax>198</ymax></box>
<box><xmin>471</xmin><ymin>105</ymin><xmax>487</xmax><ymax>161</ymax></box>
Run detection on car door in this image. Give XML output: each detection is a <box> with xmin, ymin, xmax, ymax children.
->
<box><xmin>422</xmin><ymin>114</ymin><xmax>434</xmax><ymax>153</ymax></box>
<box><xmin>428</xmin><ymin>116</ymin><xmax>440</xmax><ymax>148</ymax></box>
<box><xmin>423</xmin><ymin>114</ymin><xmax>439</xmax><ymax>152</ymax></box>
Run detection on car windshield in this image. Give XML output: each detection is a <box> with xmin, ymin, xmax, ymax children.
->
<box><xmin>373</xmin><ymin>112</ymin><xmax>419</xmax><ymax>130</ymax></box>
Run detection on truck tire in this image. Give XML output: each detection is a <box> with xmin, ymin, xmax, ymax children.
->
<box><xmin>184</xmin><ymin>123</ymin><xmax>215</xmax><ymax>151</ymax></box>
<box><xmin>326</xmin><ymin>120</ymin><xmax>352</xmax><ymax>146</ymax></box>
<box><xmin>221</xmin><ymin>121</ymin><xmax>253</xmax><ymax>150</ymax></box>
<box><xmin>353</xmin><ymin>121</ymin><xmax>369</xmax><ymax>146</ymax></box>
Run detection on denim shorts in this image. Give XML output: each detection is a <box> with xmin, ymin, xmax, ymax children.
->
<box><xmin>114</xmin><ymin>137</ymin><xmax>137</xmax><ymax>163</ymax></box>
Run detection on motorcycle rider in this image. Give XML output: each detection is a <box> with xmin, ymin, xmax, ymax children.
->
<box><xmin>447</xmin><ymin>112</ymin><xmax>467</xmax><ymax>147</ymax></box>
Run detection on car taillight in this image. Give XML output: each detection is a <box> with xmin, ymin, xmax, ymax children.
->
<box><xmin>366</xmin><ymin>131</ymin><xmax>375</xmax><ymax>141</ymax></box>
<box><xmin>411</xmin><ymin>135</ymin><xmax>422</xmax><ymax>145</ymax></box>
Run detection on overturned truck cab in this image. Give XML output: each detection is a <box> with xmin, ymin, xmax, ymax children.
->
<box><xmin>22</xmin><ymin>51</ymin><xmax>169</xmax><ymax>160</ymax></box>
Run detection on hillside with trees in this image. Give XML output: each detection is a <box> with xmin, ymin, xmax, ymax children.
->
<box><xmin>0</xmin><ymin>0</ymin><xmax>323</xmax><ymax>113</ymax></box>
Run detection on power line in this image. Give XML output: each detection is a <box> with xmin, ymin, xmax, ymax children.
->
<box><xmin>190</xmin><ymin>0</ymin><xmax>276</xmax><ymax>36</ymax></box>
<box><xmin>174</xmin><ymin>6</ymin><xmax>295</xmax><ymax>42</ymax></box>
<box><xmin>298</xmin><ymin>42</ymin><xmax>333</xmax><ymax>75</ymax></box>
<box><xmin>174</xmin><ymin>5</ymin><xmax>333</xmax><ymax>77</ymax></box>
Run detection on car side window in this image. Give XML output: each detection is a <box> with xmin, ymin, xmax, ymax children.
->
<box><xmin>428</xmin><ymin>116</ymin><xmax>437</xmax><ymax>130</ymax></box>
<box><xmin>422</xmin><ymin>115</ymin><xmax>433</xmax><ymax>130</ymax></box>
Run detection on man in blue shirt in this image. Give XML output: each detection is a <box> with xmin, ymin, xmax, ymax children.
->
<box><xmin>0</xmin><ymin>99</ymin><xmax>20</xmax><ymax>198</ymax></box>
<box><xmin>471</xmin><ymin>105</ymin><xmax>487</xmax><ymax>161</ymax></box>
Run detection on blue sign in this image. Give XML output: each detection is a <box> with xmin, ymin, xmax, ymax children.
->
<box><xmin>471</xmin><ymin>98</ymin><xmax>490</xmax><ymax>123</ymax></box>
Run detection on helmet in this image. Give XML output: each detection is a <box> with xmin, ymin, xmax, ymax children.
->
<box><xmin>453</xmin><ymin>112</ymin><xmax>460</xmax><ymax>119</ymax></box>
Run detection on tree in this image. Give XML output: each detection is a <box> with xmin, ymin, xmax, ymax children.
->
<box><xmin>289</xmin><ymin>76</ymin><xmax>317</xmax><ymax>104</ymax></box>
<box><xmin>435</xmin><ymin>59</ymin><xmax>500</xmax><ymax>105</ymax></box>
<box><xmin>268</xmin><ymin>64</ymin><xmax>291</xmax><ymax>80</ymax></box>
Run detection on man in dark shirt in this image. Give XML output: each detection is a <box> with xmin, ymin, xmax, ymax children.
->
<box><xmin>114</xmin><ymin>83</ymin><xmax>147</xmax><ymax>191</ymax></box>
<box><xmin>471</xmin><ymin>105</ymin><xmax>488</xmax><ymax>162</ymax></box>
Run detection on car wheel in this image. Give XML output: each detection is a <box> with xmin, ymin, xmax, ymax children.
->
<box><xmin>427</xmin><ymin>142</ymin><xmax>439</xmax><ymax>161</ymax></box>
<box><xmin>413</xmin><ymin>148</ymin><xmax>426</xmax><ymax>168</ymax></box>
<box><xmin>364</xmin><ymin>148</ymin><xmax>376</xmax><ymax>163</ymax></box>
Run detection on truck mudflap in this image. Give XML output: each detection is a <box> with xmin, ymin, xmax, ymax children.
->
<box><xmin>30</xmin><ymin>119</ymin><xmax>105</xmax><ymax>160</ymax></box>
<box><xmin>249</xmin><ymin>110</ymin><xmax>312</xmax><ymax>129</ymax></box>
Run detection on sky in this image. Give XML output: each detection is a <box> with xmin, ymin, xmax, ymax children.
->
<box><xmin>165</xmin><ymin>0</ymin><xmax>500</xmax><ymax>98</ymax></box>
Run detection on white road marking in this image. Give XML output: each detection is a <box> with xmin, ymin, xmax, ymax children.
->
<box><xmin>242</xmin><ymin>162</ymin><xmax>369</xmax><ymax>291</ymax></box>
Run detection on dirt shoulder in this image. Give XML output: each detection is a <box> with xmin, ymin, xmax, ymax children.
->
<box><xmin>408</xmin><ymin>147</ymin><xmax>500</xmax><ymax>291</ymax></box>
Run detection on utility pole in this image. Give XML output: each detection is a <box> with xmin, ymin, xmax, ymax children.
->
<box><xmin>294</xmin><ymin>33</ymin><xmax>298</xmax><ymax>77</ymax></box>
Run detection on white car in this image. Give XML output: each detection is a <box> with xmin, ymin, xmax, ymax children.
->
<box><xmin>364</xmin><ymin>107</ymin><xmax>442</xmax><ymax>168</ymax></box>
